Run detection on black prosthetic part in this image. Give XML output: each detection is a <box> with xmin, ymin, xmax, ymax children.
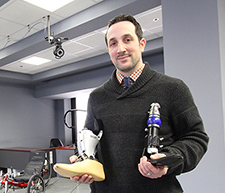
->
<box><xmin>143</xmin><ymin>103</ymin><xmax>184</xmax><ymax>168</ymax></box>
<box><xmin>148</xmin><ymin>133</ymin><xmax>160</xmax><ymax>149</ymax></box>
<box><xmin>148</xmin><ymin>154</ymin><xmax>184</xmax><ymax>168</ymax></box>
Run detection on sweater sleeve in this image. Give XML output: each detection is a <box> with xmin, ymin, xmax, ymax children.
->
<box><xmin>160</xmin><ymin>80</ymin><xmax>209</xmax><ymax>175</ymax></box>
<box><xmin>84</xmin><ymin>92</ymin><xmax>102</xmax><ymax>135</ymax></box>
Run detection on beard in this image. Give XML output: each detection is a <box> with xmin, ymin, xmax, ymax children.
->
<box><xmin>115</xmin><ymin>55</ymin><xmax>141</xmax><ymax>73</ymax></box>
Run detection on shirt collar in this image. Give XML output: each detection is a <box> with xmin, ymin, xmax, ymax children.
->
<box><xmin>116</xmin><ymin>63</ymin><xmax>145</xmax><ymax>84</ymax></box>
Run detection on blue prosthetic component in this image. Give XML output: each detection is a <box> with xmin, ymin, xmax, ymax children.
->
<box><xmin>147</xmin><ymin>116</ymin><xmax>161</xmax><ymax>127</ymax></box>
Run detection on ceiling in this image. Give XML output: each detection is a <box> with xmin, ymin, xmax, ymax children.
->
<box><xmin>0</xmin><ymin>0</ymin><xmax>163</xmax><ymax>85</ymax></box>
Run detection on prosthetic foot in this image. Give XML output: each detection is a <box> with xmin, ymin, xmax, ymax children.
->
<box><xmin>53</xmin><ymin>159</ymin><xmax>105</xmax><ymax>181</ymax></box>
<box><xmin>53</xmin><ymin>129</ymin><xmax>105</xmax><ymax>181</ymax></box>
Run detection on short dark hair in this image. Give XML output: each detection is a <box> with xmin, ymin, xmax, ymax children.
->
<box><xmin>105</xmin><ymin>14</ymin><xmax>143</xmax><ymax>46</ymax></box>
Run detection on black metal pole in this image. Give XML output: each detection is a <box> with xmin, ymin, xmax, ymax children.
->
<box><xmin>71</xmin><ymin>98</ymin><xmax>76</xmax><ymax>145</ymax></box>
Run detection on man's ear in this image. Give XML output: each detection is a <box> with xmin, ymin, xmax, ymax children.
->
<box><xmin>140</xmin><ymin>38</ymin><xmax>146</xmax><ymax>53</ymax></box>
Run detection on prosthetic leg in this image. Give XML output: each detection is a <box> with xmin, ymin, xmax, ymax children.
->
<box><xmin>53</xmin><ymin>129</ymin><xmax>105</xmax><ymax>181</ymax></box>
<box><xmin>142</xmin><ymin>103</ymin><xmax>183</xmax><ymax>168</ymax></box>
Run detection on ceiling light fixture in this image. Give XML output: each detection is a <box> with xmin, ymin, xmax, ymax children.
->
<box><xmin>24</xmin><ymin>0</ymin><xmax>74</xmax><ymax>12</ymax></box>
<box><xmin>21</xmin><ymin>56</ymin><xmax>51</xmax><ymax>65</ymax></box>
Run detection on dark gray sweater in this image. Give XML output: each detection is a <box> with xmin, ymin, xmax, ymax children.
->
<box><xmin>85</xmin><ymin>63</ymin><xmax>209</xmax><ymax>193</ymax></box>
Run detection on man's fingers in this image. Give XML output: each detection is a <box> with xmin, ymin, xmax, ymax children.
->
<box><xmin>69</xmin><ymin>155</ymin><xmax>77</xmax><ymax>163</ymax></box>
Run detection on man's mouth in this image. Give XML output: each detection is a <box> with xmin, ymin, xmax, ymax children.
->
<box><xmin>117</xmin><ymin>54</ymin><xmax>130</xmax><ymax>60</ymax></box>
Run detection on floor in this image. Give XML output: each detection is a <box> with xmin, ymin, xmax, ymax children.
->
<box><xmin>1</xmin><ymin>177</ymin><xmax>91</xmax><ymax>193</ymax></box>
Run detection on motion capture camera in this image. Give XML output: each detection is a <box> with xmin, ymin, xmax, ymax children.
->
<box><xmin>51</xmin><ymin>37</ymin><xmax>66</xmax><ymax>59</ymax></box>
<box><xmin>46</xmin><ymin>36</ymin><xmax>68</xmax><ymax>59</ymax></box>
<box><xmin>45</xmin><ymin>15</ymin><xmax>68</xmax><ymax>59</ymax></box>
<box><xmin>53</xmin><ymin>43</ymin><xmax>64</xmax><ymax>59</ymax></box>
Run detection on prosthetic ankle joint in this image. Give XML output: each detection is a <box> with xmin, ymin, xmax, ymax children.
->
<box><xmin>77</xmin><ymin>129</ymin><xmax>103</xmax><ymax>160</ymax></box>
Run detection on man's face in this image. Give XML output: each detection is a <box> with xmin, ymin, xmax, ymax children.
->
<box><xmin>106</xmin><ymin>21</ymin><xmax>146</xmax><ymax>76</ymax></box>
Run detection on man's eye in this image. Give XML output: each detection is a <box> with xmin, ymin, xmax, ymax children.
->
<box><xmin>125</xmin><ymin>38</ymin><xmax>131</xmax><ymax>42</ymax></box>
<box><xmin>110</xmin><ymin>42</ymin><xmax>116</xmax><ymax>47</ymax></box>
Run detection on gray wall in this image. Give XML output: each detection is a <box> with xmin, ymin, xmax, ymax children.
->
<box><xmin>218</xmin><ymin>0</ymin><xmax>225</xmax><ymax>141</ymax></box>
<box><xmin>162</xmin><ymin>0</ymin><xmax>225</xmax><ymax>192</ymax></box>
<box><xmin>0</xmin><ymin>83</ymin><xmax>56</xmax><ymax>148</ymax></box>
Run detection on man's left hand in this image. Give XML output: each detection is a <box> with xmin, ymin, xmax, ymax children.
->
<box><xmin>138</xmin><ymin>154</ymin><xmax>168</xmax><ymax>179</ymax></box>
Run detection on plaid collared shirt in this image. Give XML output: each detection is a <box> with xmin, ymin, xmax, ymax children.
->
<box><xmin>116</xmin><ymin>63</ymin><xmax>145</xmax><ymax>88</ymax></box>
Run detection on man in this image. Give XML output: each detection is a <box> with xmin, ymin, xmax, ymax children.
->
<box><xmin>70</xmin><ymin>14</ymin><xmax>209</xmax><ymax>193</ymax></box>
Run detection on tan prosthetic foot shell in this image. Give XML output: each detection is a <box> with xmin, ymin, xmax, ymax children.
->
<box><xmin>53</xmin><ymin>159</ymin><xmax>105</xmax><ymax>181</ymax></box>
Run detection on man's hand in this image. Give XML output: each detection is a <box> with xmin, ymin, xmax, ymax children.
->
<box><xmin>69</xmin><ymin>155</ymin><xmax>77</xmax><ymax>163</ymax></box>
<box><xmin>69</xmin><ymin>155</ymin><xmax>94</xmax><ymax>184</ymax></box>
<box><xmin>138</xmin><ymin>154</ymin><xmax>168</xmax><ymax>179</ymax></box>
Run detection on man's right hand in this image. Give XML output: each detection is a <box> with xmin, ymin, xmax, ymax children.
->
<box><xmin>69</xmin><ymin>155</ymin><xmax>94</xmax><ymax>184</ymax></box>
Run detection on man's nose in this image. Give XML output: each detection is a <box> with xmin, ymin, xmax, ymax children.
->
<box><xmin>117</xmin><ymin>42</ymin><xmax>126</xmax><ymax>53</ymax></box>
